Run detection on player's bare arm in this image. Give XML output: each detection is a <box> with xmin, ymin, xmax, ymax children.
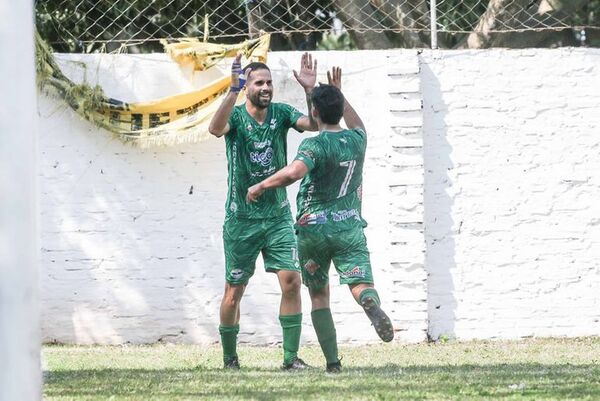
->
<box><xmin>293</xmin><ymin>52</ymin><xmax>319</xmax><ymax>132</ymax></box>
<box><xmin>246</xmin><ymin>160</ymin><xmax>309</xmax><ymax>203</ymax></box>
<box><xmin>208</xmin><ymin>53</ymin><xmax>248</xmax><ymax>137</ymax></box>
<box><xmin>327</xmin><ymin>66</ymin><xmax>366</xmax><ymax>133</ymax></box>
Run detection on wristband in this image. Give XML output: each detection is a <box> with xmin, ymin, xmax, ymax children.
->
<box><xmin>230</xmin><ymin>62</ymin><xmax>247</xmax><ymax>93</ymax></box>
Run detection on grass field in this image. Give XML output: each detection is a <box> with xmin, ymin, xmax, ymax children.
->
<box><xmin>43</xmin><ymin>337</ymin><xmax>600</xmax><ymax>401</ymax></box>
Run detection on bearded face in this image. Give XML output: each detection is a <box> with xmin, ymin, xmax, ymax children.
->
<box><xmin>245</xmin><ymin>68</ymin><xmax>273</xmax><ymax>109</ymax></box>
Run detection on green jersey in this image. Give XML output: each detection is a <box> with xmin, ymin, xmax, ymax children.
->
<box><xmin>225</xmin><ymin>102</ymin><xmax>303</xmax><ymax>219</ymax></box>
<box><xmin>294</xmin><ymin>128</ymin><xmax>368</xmax><ymax>232</ymax></box>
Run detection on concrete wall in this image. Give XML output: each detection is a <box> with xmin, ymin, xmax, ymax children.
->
<box><xmin>38</xmin><ymin>48</ymin><xmax>600</xmax><ymax>344</ymax></box>
<box><xmin>422</xmin><ymin>48</ymin><xmax>600</xmax><ymax>340</ymax></box>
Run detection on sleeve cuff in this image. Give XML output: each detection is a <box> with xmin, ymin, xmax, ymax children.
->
<box><xmin>291</xmin><ymin>115</ymin><xmax>305</xmax><ymax>133</ymax></box>
<box><xmin>295</xmin><ymin>155</ymin><xmax>314</xmax><ymax>171</ymax></box>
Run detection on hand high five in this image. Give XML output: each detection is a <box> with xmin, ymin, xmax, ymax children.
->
<box><xmin>293</xmin><ymin>52</ymin><xmax>317</xmax><ymax>93</ymax></box>
<box><xmin>327</xmin><ymin>66</ymin><xmax>342</xmax><ymax>90</ymax></box>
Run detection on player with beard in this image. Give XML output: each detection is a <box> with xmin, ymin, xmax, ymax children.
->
<box><xmin>208</xmin><ymin>53</ymin><xmax>318</xmax><ymax>370</ymax></box>
<box><xmin>246</xmin><ymin>68</ymin><xmax>394</xmax><ymax>373</ymax></box>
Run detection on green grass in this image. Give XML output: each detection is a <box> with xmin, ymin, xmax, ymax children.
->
<box><xmin>43</xmin><ymin>337</ymin><xmax>600</xmax><ymax>401</ymax></box>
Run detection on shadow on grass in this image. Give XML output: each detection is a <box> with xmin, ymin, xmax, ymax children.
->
<box><xmin>44</xmin><ymin>363</ymin><xmax>600</xmax><ymax>401</ymax></box>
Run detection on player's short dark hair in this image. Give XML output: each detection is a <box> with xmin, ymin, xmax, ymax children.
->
<box><xmin>243</xmin><ymin>62</ymin><xmax>270</xmax><ymax>80</ymax></box>
<box><xmin>311</xmin><ymin>84</ymin><xmax>344</xmax><ymax>124</ymax></box>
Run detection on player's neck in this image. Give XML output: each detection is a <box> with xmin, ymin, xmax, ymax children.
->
<box><xmin>245</xmin><ymin>102</ymin><xmax>268</xmax><ymax>124</ymax></box>
<box><xmin>319</xmin><ymin>122</ymin><xmax>343</xmax><ymax>133</ymax></box>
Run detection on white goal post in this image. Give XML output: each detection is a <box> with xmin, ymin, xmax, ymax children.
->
<box><xmin>0</xmin><ymin>0</ymin><xmax>41</xmax><ymax>400</ymax></box>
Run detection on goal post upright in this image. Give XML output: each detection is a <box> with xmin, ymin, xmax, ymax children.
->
<box><xmin>0</xmin><ymin>0</ymin><xmax>41</xmax><ymax>400</ymax></box>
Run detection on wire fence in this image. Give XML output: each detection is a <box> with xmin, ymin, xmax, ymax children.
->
<box><xmin>36</xmin><ymin>0</ymin><xmax>600</xmax><ymax>52</ymax></box>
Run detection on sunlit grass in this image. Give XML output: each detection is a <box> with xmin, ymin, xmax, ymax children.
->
<box><xmin>44</xmin><ymin>337</ymin><xmax>600</xmax><ymax>401</ymax></box>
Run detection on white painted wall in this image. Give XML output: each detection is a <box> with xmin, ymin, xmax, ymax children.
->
<box><xmin>0</xmin><ymin>1</ymin><xmax>41</xmax><ymax>400</ymax></box>
<box><xmin>38</xmin><ymin>48</ymin><xmax>600</xmax><ymax>345</ymax></box>
<box><xmin>422</xmin><ymin>48</ymin><xmax>600</xmax><ymax>340</ymax></box>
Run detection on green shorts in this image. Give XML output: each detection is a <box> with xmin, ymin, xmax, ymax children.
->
<box><xmin>223</xmin><ymin>215</ymin><xmax>300</xmax><ymax>285</ymax></box>
<box><xmin>297</xmin><ymin>225</ymin><xmax>373</xmax><ymax>290</ymax></box>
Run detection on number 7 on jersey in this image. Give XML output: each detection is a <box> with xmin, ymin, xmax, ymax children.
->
<box><xmin>338</xmin><ymin>160</ymin><xmax>356</xmax><ymax>198</ymax></box>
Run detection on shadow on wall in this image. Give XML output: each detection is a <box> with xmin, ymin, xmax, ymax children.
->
<box><xmin>39</xmin><ymin>96</ymin><xmax>279</xmax><ymax>344</ymax></box>
<box><xmin>420</xmin><ymin>60</ymin><xmax>457</xmax><ymax>341</ymax></box>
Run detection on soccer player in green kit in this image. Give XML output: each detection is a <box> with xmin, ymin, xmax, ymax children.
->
<box><xmin>208</xmin><ymin>52</ymin><xmax>318</xmax><ymax>370</ymax></box>
<box><xmin>247</xmin><ymin>67</ymin><xmax>394</xmax><ymax>373</ymax></box>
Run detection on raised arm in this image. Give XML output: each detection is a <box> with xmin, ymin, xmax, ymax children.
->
<box><xmin>208</xmin><ymin>53</ymin><xmax>247</xmax><ymax>137</ymax></box>
<box><xmin>246</xmin><ymin>160</ymin><xmax>309</xmax><ymax>203</ymax></box>
<box><xmin>327</xmin><ymin>66</ymin><xmax>366</xmax><ymax>133</ymax></box>
<box><xmin>293</xmin><ymin>52</ymin><xmax>318</xmax><ymax>132</ymax></box>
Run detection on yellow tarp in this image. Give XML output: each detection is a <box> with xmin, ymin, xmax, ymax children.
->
<box><xmin>36</xmin><ymin>34</ymin><xmax>270</xmax><ymax>147</ymax></box>
<box><xmin>162</xmin><ymin>35</ymin><xmax>269</xmax><ymax>71</ymax></box>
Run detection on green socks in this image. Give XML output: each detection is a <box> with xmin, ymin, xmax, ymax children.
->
<box><xmin>222</xmin><ymin>316</ymin><xmax>303</xmax><ymax>365</ymax></box>
<box><xmin>219</xmin><ymin>324</ymin><xmax>239</xmax><ymax>363</ymax></box>
<box><xmin>358</xmin><ymin>288</ymin><xmax>381</xmax><ymax>306</ymax></box>
<box><xmin>311</xmin><ymin>308</ymin><xmax>339</xmax><ymax>364</ymax></box>
<box><xmin>279</xmin><ymin>313</ymin><xmax>302</xmax><ymax>364</ymax></box>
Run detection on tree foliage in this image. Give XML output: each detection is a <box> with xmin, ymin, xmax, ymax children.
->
<box><xmin>35</xmin><ymin>0</ymin><xmax>600</xmax><ymax>52</ymax></box>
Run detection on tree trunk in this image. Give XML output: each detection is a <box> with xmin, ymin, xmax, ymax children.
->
<box><xmin>246</xmin><ymin>0</ymin><xmax>261</xmax><ymax>39</ymax></box>
<box><xmin>369</xmin><ymin>0</ymin><xmax>431</xmax><ymax>47</ymax></box>
<box><xmin>332</xmin><ymin>0</ymin><xmax>396</xmax><ymax>49</ymax></box>
<box><xmin>459</xmin><ymin>0</ymin><xmax>587</xmax><ymax>48</ymax></box>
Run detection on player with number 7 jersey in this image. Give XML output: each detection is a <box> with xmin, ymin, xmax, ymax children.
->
<box><xmin>246</xmin><ymin>67</ymin><xmax>394</xmax><ymax>373</ymax></box>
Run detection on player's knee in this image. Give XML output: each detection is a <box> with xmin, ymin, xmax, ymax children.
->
<box><xmin>309</xmin><ymin>286</ymin><xmax>329</xmax><ymax>304</ymax></box>
<box><xmin>223</xmin><ymin>284</ymin><xmax>244</xmax><ymax>307</ymax></box>
<box><xmin>222</xmin><ymin>294</ymin><xmax>241</xmax><ymax>310</ymax></box>
<box><xmin>281</xmin><ymin>273</ymin><xmax>301</xmax><ymax>296</ymax></box>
